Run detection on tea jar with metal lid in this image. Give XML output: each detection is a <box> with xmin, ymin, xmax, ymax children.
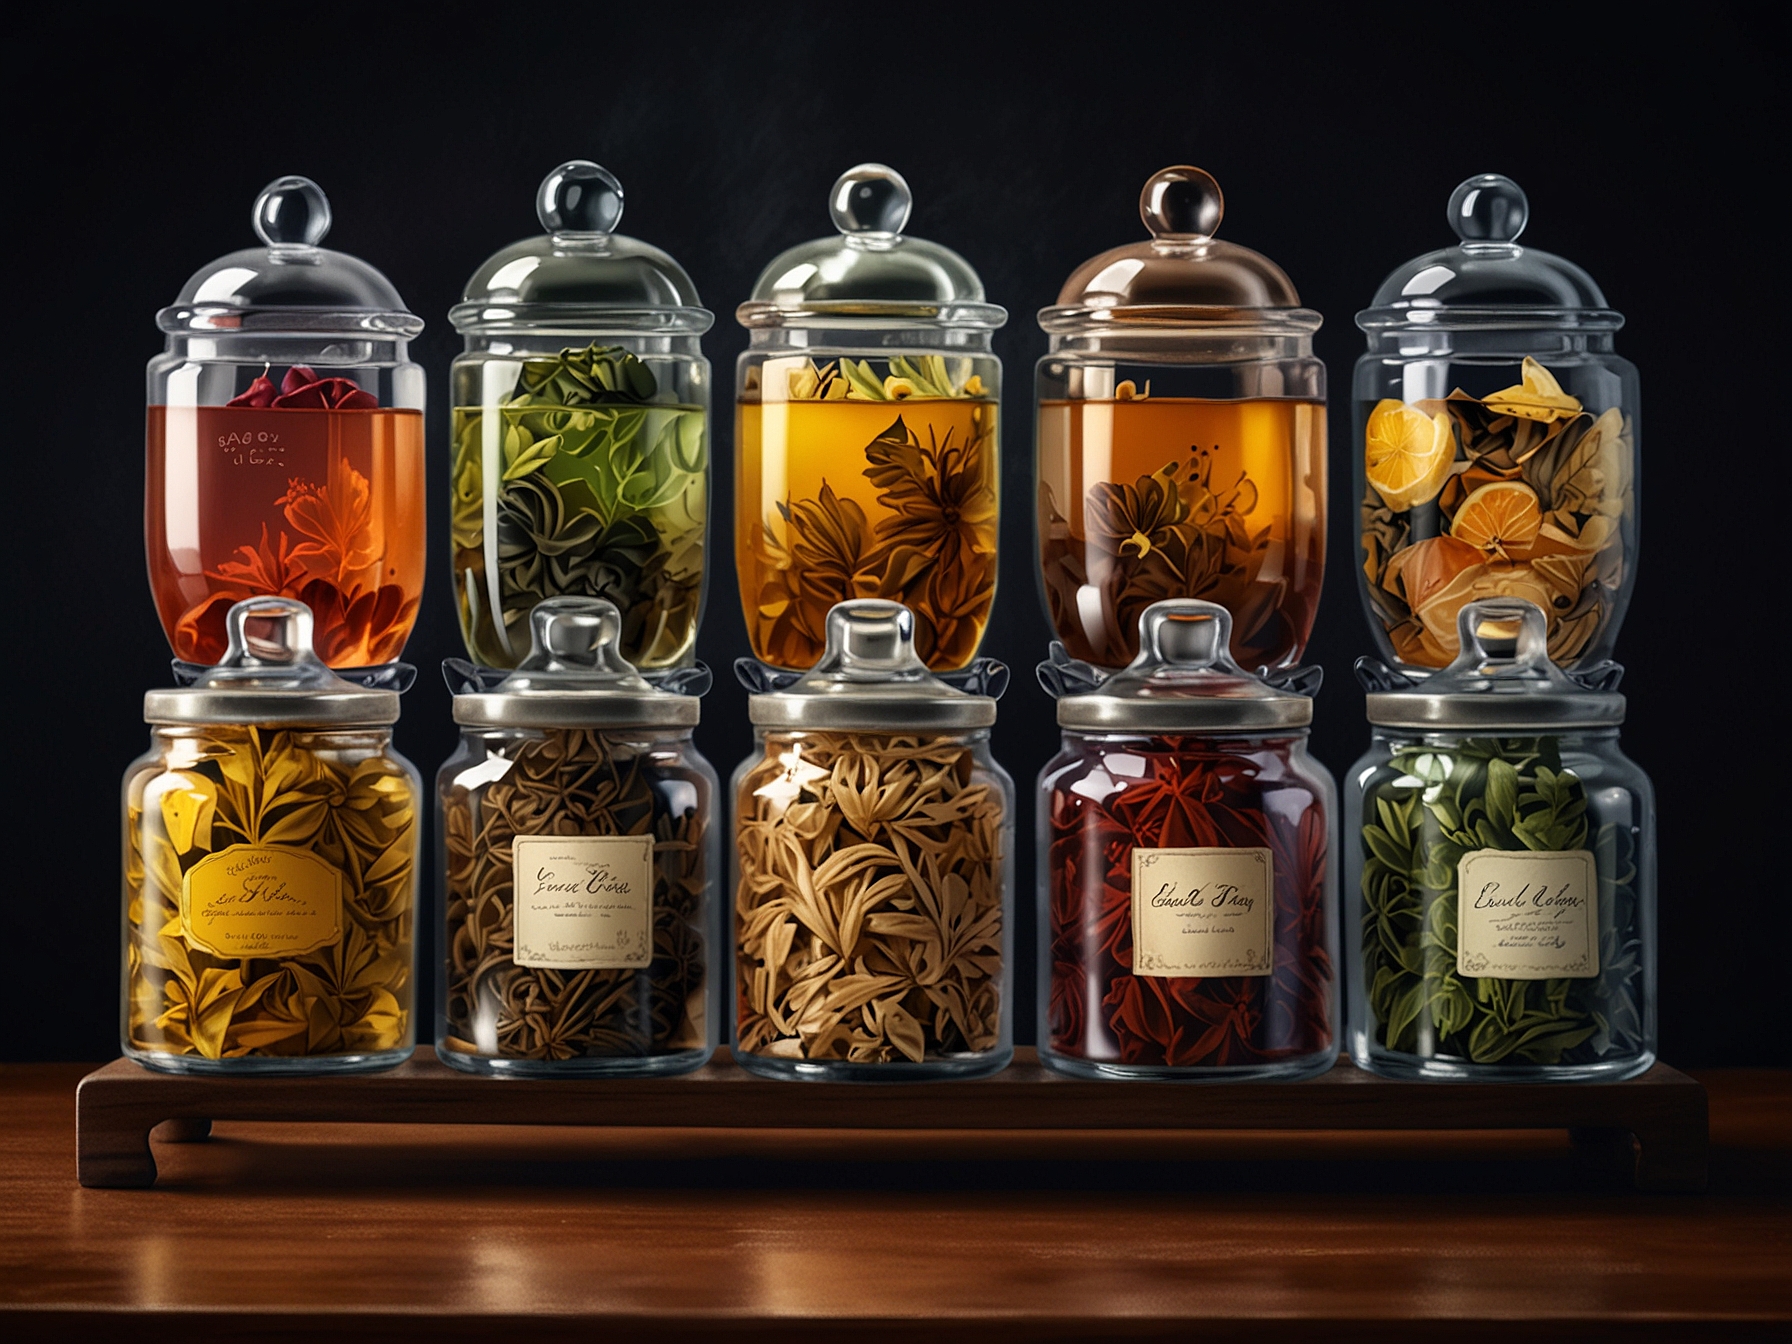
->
<box><xmin>436</xmin><ymin>597</ymin><xmax>719</xmax><ymax>1076</ymax></box>
<box><xmin>733</xmin><ymin>600</ymin><xmax>1013</xmax><ymax>1079</ymax></box>
<box><xmin>735</xmin><ymin>165</ymin><xmax>1005</xmax><ymax>673</ymax></box>
<box><xmin>1346</xmin><ymin>598</ymin><xmax>1656</xmax><ymax>1081</ymax></box>
<box><xmin>123</xmin><ymin>597</ymin><xmax>420</xmax><ymax>1073</ymax></box>
<box><xmin>450</xmin><ymin>162</ymin><xmax>714</xmax><ymax>671</ymax></box>
<box><xmin>147</xmin><ymin>177</ymin><xmax>426</xmax><ymax>669</ymax></box>
<box><xmin>1038</xmin><ymin>600</ymin><xmax>1337</xmax><ymax>1080</ymax></box>
<box><xmin>1356</xmin><ymin>174</ymin><xmax>1638</xmax><ymax>673</ymax></box>
<box><xmin>1036</xmin><ymin>166</ymin><xmax>1326</xmax><ymax>674</ymax></box>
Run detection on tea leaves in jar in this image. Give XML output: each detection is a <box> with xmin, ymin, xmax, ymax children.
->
<box><xmin>441</xmin><ymin>729</ymin><xmax>709</xmax><ymax>1060</ymax></box>
<box><xmin>452</xmin><ymin>343</ymin><xmax>707</xmax><ymax>670</ymax></box>
<box><xmin>1036</xmin><ymin>393</ymin><xmax>1327</xmax><ymax>671</ymax></box>
<box><xmin>735</xmin><ymin>357</ymin><xmax>998</xmax><ymax>671</ymax></box>
<box><xmin>1046</xmin><ymin>737</ymin><xmax>1333</xmax><ymax>1068</ymax></box>
<box><xmin>1358</xmin><ymin>737</ymin><xmax>1645</xmax><ymax>1066</ymax></box>
<box><xmin>1361</xmin><ymin>358</ymin><xmax>1633</xmax><ymax>669</ymax></box>
<box><xmin>146</xmin><ymin>366</ymin><xmax>427</xmax><ymax>668</ymax></box>
<box><xmin>735</xmin><ymin>732</ymin><xmax>1005</xmax><ymax>1064</ymax></box>
<box><xmin>125</xmin><ymin>727</ymin><xmax>417</xmax><ymax>1062</ymax></box>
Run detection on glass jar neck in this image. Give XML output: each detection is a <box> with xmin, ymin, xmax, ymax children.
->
<box><xmin>1045</xmin><ymin>328</ymin><xmax>1313</xmax><ymax>363</ymax></box>
<box><xmin>157</xmin><ymin>333</ymin><xmax>413</xmax><ymax>366</ymax></box>
<box><xmin>1372</xmin><ymin>726</ymin><xmax>1622</xmax><ymax>747</ymax></box>
<box><xmin>746</xmin><ymin>324</ymin><xmax>994</xmax><ymax>354</ymax></box>
<box><xmin>1360</xmin><ymin>326</ymin><xmax>1619</xmax><ymax>358</ymax></box>
<box><xmin>458</xmin><ymin>331</ymin><xmax>705</xmax><ymax>359</ymax></box>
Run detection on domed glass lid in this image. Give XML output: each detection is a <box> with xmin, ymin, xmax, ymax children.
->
<box><xmin>1358</xmin><ymin>174</ymin><xmax>1621</xmax><ymax>331</ymax></box>
<box><xmin>1364</xmin><ymin>599</ymin><xmax>1624</xmax><ymax>730</ymax></box>
<box><xmin>737</xmin><ymin>164</ymin><xmax>1005</xmax><ymax>330</ymax></box>
<box><xmin>1040</xmin><ymin>167</ymin><xmax>1320</xmax><ymax>334</ymax></box>
<box><xmin>747</xmin><ymin>601</ymin><xmax>999</xmax><ymax>730</ymax></box>
<box><xmin>452</xmin><ymin>161</ymin><xmax>711</xmax><ymax>336</ymax></box>
<box><xmin>452</xmin><ymin>598</ymin><xmax>701</xmax><ymax>729</ymax></box>
<box><xmin>159</xmin><ymin>177</ymin><xmax>422</xmax><ymax>337</ymax></box>
<box><xmin>1045</xmin><ymin>601</ymin><xmax>1314</xmax><ymax>732</ymax></box>
<box><xmin>144</xmin><ymin>598</ymin><xmax>400</xmax><ymax>726</ymax></box>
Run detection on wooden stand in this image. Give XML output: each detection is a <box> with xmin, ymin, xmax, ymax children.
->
<box><xmin>76</xmin><ymin>1046</ymin><xmax>1708</xmax><ymax>1191</ymax></box>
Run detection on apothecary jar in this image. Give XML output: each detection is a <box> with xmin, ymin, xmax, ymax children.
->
<box><xmin>1345</xmin><ymin>599</ymin><xmax>1656</xmax><ymax>1081</ymax></box>
<box><xmin>1036</xmin><ymin>166</ymin><xmax>1326</xmax><ymax>673</ymax></box>
<box><xmin>1038</xmin><ymin>600</ymin><xmax>1337</xmax><ymax>1080</ymax></box>
<box><xmin>123</xmin><ymin>598</ymin><xmax>420</xmax><ymax>1073</ymax></box>
<box><xmin>733</xmin><ymin>601</ymin><xmax>1014</xmax><ymax>1079</ymax></box>
<box><xmin>450</xmin><ymin>162</ymin><xmax>713</xmax><ymax>671</ymax></box>
<box><xmin>1356</xmin><ymin>174</ymin><xmax>1639</xmax><ymax>673</ymax></box>
<box><xmin>735</xmin><ymin>165</ymin><xmax>1005</xmax><ymax>672</ymax></box>
<box><xmin>147</xmin><ymin>177</ymin><xmax>427</xmax><ymax>669</ymax></box>
<box><xmin>436</xmin><ymin>597</ymin><xmax>719</xmax><ymax>1076</ymax></box>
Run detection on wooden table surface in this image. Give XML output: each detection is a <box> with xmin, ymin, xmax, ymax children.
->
<box><xmin>3</xmin><ymin>1063</ymin><xmax>1789</xmax><ymax>1340</ymax></box>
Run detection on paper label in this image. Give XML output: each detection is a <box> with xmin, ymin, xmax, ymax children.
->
<box><xmin>180</xmin><ymin>844</ymin><xmax>344</xmax><ymax>959</ymax></box>
<box><xmin>1456</xmin><ymin>848</ymin><xmax>1599</xmax><ymax>980</ymax></box>
<box><xmin>512</xmin><ymin>834</ymin><xmax>654</xmax><ymax>970</ymax></box>
<box><xmin>1130</xmin><ymin>847</ymin><xmax>1274</xmax><ymax>977</ymax></box>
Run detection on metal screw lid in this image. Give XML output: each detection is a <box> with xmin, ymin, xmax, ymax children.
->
<box><xmin>144</xmin><ymin>598</ymin><xmax>400</xmax><ymax>727</ymax></box>
<box><xmin>1048</xmin><ymin>600</ymin><xmax>1314</xmax><ymax>733</ymax></box>
<box><xmin>747</xmin><ymin>601</ymin><xmax>998</xmax><ymax>731</ymax></box>
<box><xmin>451</xmin><ymin>598</ymin><xmax>700</xmax><ymax>729</ymax></box>
<box><xmin>1364</xmin><ymin>598</ymin><xmax>1626</xmax><ymax>731</ymax></box>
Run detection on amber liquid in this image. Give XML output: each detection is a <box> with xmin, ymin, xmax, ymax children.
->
<box><xmin>735</xmin><ymin>397</ymin><xmax>999</xmax><ymax>670</ymax></box>
<box><xmin>146</xmin><ymin>406</ymin><xmax>427</xmax><ymax>666</ymax></box>
<box><xmin>1036</xmin><ymin>398</ymin><xmax>1325</xmax><ymax>669</ymax></box>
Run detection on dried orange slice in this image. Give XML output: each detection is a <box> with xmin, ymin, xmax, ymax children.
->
<box><xmin>1365</xmin><ymin>400</ymin><xmax>1455</xmax><ymax>511</ymax></box>
<box><xmin>1451</xmin><ymin>481</ymin><xmax>1543</xmax><ymax>559</ymax></box>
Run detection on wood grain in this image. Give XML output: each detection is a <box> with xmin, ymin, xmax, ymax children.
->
<box><xmin>75</xmin><ymin>1047</ymin><xmax>1709</xmax><ymax>1190</ymax></box>
<box><xmin>6</xmin><ymin>1062</ymin><xmax>1789</xmax><ymax>1339</ymax></box>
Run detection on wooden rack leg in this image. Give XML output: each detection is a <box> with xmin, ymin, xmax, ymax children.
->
<box><xmin>77</xmin><ymin>1103</ymin><xmax>160</xmax><ymax>1189</ymax></box>
<box><xmin>153</xmin><ymin>1117</ymin><xmax>212</xmax><ymax>1143</ymax></box>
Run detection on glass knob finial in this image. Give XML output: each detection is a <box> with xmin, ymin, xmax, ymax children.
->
<box><xmin>538</xmin><ymin>160</ymin><xmax>624</xmax><ymax>236</ymax></box>
<box><xmin>829</xmin><ymin>164</ymin><xmax>912</xmax><ymax>238</ymax></box>
<box><xmin>252</xmin><ymin>176</ymin><xmax>331</xmax><ymax>248</ymax></box>
<box><xmin>1141</xmin><ymin>166</ymin><xmax>1224</xmax><ymax>242</ymax></box>
<box><xmin>1449</xmin><ymin>173</ymin><xmax>1528</xmax><ymax>245</ymax></box>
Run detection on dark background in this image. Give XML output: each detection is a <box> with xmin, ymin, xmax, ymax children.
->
<box><xmin>4</xmin><ymin>4</ymin><xmax>1784</xmax><ymax>1065</ymax></box>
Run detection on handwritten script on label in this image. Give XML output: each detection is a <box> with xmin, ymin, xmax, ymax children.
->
<box><xmin>1456</xmin><ymin>848</ymin><xmax>1599</xmax><ymax>979</ymax></box>
<box><xmin>1130</xmin><ymin>847</ymin><xmax>1274</xmax><ymax>977</ymax></box>
<box><xmin>181</xmin><ymin>844</ymin><xmax>344</xmax><ymax>958</ymax></box>
<box><xmin>512</xmin><ymin>834</ymin><xmax>654</xmax><ymax>970</ymax></box>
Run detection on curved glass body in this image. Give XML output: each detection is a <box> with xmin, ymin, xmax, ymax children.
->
<box><xmin>436</xmin><ymin>724</ymin><xmax>718</xmax><ymax>1076</ymax></box>
<box><xmin>451</xmin><ymin>335</ymin><xmax>710</xmax><ymax>670</ymax></box>
<box><xmin>731</xmin><ymin>726</ymin><xmax>1014</xmax><ymax>1079</ymax></box>
<box><xmin>1354</xmin><ymin>336</ymin><xmax>1639</xmax><ymax>671</ymax></box>
<box><xmin>146</xmin><ymin>336</ymin><xmax>427</xmax><ymax>668</ymax></box>
<box><xmin>1038</xmin><ymin>728</ymin><xmax>1337</xmax><ymax>1080</ymax></box>
<box><xmin>1345</xmin><ymin>727</ymin><xmax>1656</xmax><ymax>1081</ymax></box>
<box><xmin>1036</xmin><ymin>332</ymin><xmax>1325</xmax><ymax>671</ymax></box>
<box><xmin>122</xmin><ymin>723</ymin><xmax>419</xmax><ymax>1073</ymax></box>
<box><xmin>736</xmin><ymin>329</ymin><xmax>1000</xmax><ymax>672</ymax></box>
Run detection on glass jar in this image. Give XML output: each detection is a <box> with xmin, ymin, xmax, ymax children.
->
<box><xmin>1355</xmin><ymin>174</ymin><xmax>1639</xmax><ymax>672</ymax></box>
<box><xmin>732</xmin><ymin>601</ymin><xmax>1014</xmax><ymax>1079</ymax></box>
<box><xmin>1036</xmin><ymin>167</ymin><xmax>1326</xmax><ymax>673</ymax></box>
<box><xmin>436</xmin><ymin>598</ymin><xmax>719</xmax><ymax>1076</ymax></box>
<box><xmin>147</xmin><ymin>177</ymin><xmax>426</xmax><ymax>669</ymax></box>
<box><xmin>735</xmin><ymin>165</ymin><xmax>1005</xmax><ymax>672</ymax></box>
<box><xmin>450</xmin><ymin>162</ymin><xmax>713</xmax><ymax>671</ymax></box>
<box><xmin>1345</xmin><ymin>599</ymin><xmax>1656</xmax><ymax>1081</ymax></box>
<box><xmin>1038</xmin><ymin>601</ymin><xmax>1336</xmax><ymax>1080</ymax></box>
<box><xmin>123</xmin><ymin>597</ymin><xmax>420</xmax><ymax>1073</ymax></box>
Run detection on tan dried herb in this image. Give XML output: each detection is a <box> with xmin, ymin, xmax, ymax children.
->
<box><xmin>125</xmin><ymin>727</ymin><xmax>416</xmax><ymax>1060</ymax></box>
<box><xmin>735</xmin><ymin>732</ymin><xmax>1005</xmax><ymax>1063</ymax></box>
<box><xmin>442</xmin><ymin>729</ymin><xmax>708</xmax><ymax>1060</ymax></box>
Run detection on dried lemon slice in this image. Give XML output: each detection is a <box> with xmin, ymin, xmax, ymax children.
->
<box><xmin>1451</xmin><ymin>480</ymin><xmax>1543</xmax><ymax>559</ymax></box>
<box><xmin>1365</xmin><ymin>400</ymin><xmax>1455</xmax><ymax>511</ymax></box>
<box><xmin>1483</xmin><ymin>356</ymin><xmax>1582</xmax><ymax>422</ymax></box>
